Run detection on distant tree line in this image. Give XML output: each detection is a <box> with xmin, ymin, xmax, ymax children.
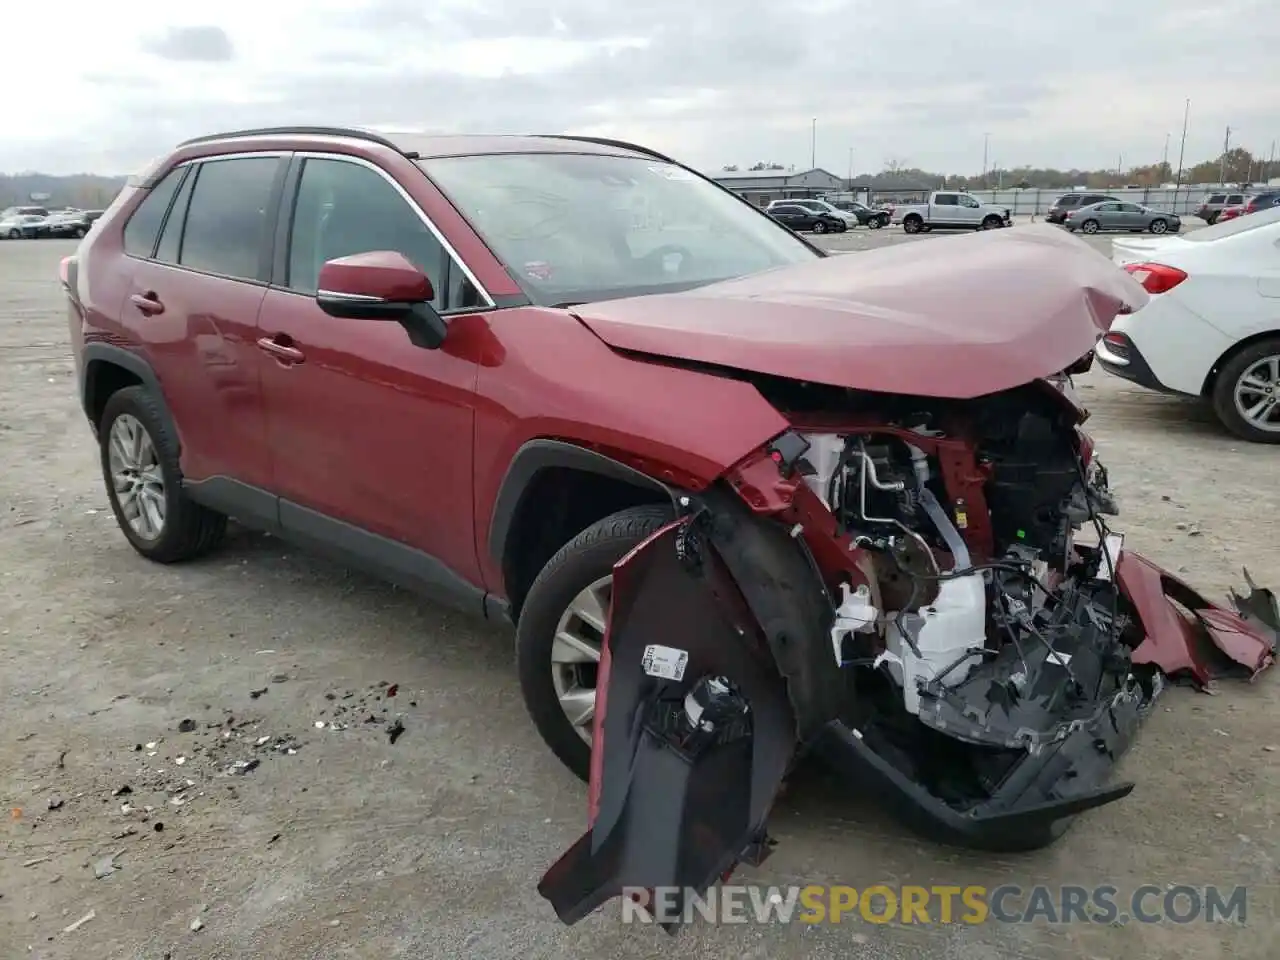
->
<box><xmin>722</xmin><ymin>146</ymin><xmax>1276</xmax><ymax>190</ymax></box>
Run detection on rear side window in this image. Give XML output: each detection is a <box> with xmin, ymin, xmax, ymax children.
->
<box><xmin>1227</xmin><ymin>195</ymin><xmax>1245</xmax><ymax>205</ymax></box>
<box><xmin>1057</xmin><ymin>196</ymin><xmax>1079</xmax><ymax>207</ymax></box>
<box><xmin>934</xmin><ymin>194</ymin><xmax>958</xmax><ymax>205</ymax></box>
<box><xmin>1206</xmin><ymin>194</ymin><xmax>1225</xmax><ymax>204</ymax></box>
<box><xmin>179</xmin><ymin>157</ymin><xmax>280</xmax><ymax>281</ymax></box>
<box><xmin>123</xmin><ymin>167</ymin><xmax>186</xmax><ymax>257</ymax></box>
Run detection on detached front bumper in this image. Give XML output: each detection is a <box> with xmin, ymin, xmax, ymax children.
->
<box><xmin>538</xmin><ymin>507</ymin><xmax>1277</xmax><ymax>930</ymax></box>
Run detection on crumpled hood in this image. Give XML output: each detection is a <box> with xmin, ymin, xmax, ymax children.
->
<box><xmin>571</xmin><ymin>225</ymin><xmax>1148</xmax><ymax>399</ymax></box>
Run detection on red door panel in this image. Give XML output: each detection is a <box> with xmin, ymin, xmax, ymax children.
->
<box><xmin>256</xmin><ymin>289</ymin><xmax>486</xmax><ymax>586</ymax></box>
<box><xmin>125</xmin><ymin>260</ymin><xmax>271</xmax><ymax>487</ymax></box>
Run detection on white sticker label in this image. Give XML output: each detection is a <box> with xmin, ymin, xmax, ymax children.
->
<box><xmin>1048</xmin><ymin>651</ymin><xmax>1073</xmax><ymax>668</ymax></box>
<box><xmin>641</xmin><ymin>644</ymin><xmax>689</xmax><ymax>681</ymax></box>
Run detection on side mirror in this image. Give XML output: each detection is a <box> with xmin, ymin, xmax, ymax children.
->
<box><xmin>315</xmin><ymin>251</ymin><xmax>448</xmax><ymax>350</ymax></box>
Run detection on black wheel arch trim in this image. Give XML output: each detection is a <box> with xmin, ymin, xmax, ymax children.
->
<box><xmin>80</xmin><ymin>344</ymin><xmax>178</xmax><ymax>443</ymax></box>
<box><xmin>486</xmin><ymin>439</ymin><xmax>679</xmax><ymax>571</ymax></box>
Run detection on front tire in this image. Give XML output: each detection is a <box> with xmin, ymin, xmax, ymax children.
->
<box><xmin>1211</xmin><ymin>338</ymin><xmax>1280</xmax><ymax>444</ymax></box>
<box><xmin>1149</xmin><ymin>218</ymin><xmax>1168</xmax><ymax>234</ymax></box>
<box><xmin>812</xmin><ymin>220</ymin><xmax>828</xmax><ymax>234</ymax></box>
<box><xmin>869</xmin><ymin>216</ymin><xmax>884</xmax><ymax>229</ymax></box>
<box><xmin>99</xmin><ymin>386</ymin><xmax>228</xmax><ymax>562</ymax></box>
<box><xmin>515</xmin><ymin>504</ymin><xmax>673</xmax><ymax>781</ymax></box>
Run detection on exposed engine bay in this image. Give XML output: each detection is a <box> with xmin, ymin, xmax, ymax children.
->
<box><xmin>538</xmin><ymin>374</ymin><xmax>1280</xmax><ymax>932</ymax></box>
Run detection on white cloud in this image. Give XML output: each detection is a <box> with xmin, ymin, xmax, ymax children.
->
<box><xmin>3</xmin><ymin>0</ymin><xmax>1277</xmax><ymax>176</ymax></box>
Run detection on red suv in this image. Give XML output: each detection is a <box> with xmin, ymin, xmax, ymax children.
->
<box><xmin>62</xmin><ymin>127</ymin><xmax>1277</xmax><ymax>931</ymax></box>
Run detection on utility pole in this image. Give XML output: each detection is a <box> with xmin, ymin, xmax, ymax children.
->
<box><xmin>1174</xmin><ymin>98</ymin><xmax>1190</xmax><ymax>213</ymax></box>
<box><xmin>982</xmin><ymin>133</ymin><xmax>990</xmax><ymax>187</ymax></box>
<box><xmin>1219</xmin><ymin>125</ymin><xmax>1231</xmax><ymax>184</ymax></box>
<box><xmin>810</xmin><ymin>118</ymin><xmax>817</xmax><ymax>170</ymax></box>
<box><xmin>1269</xmin><ymin>140</ymin><xmax>1277</xmax><ymax>184</ymax></box>
<box><xmin>847</xmin><ymin>147</ymin><xmax>853</xmax><ymax>185</ymax></box>
<box><xmin>1162</xmin><ymin>132</ymin><xmax>1170</xmax><ymax>179</ymax></box>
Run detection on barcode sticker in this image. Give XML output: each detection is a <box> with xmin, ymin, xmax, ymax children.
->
<box><xmin>641</xmin><ymin>644</ymin><xmax>688</xmax><ymax>681</ymax></box>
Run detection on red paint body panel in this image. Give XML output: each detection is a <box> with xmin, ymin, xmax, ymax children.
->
<box><xmin>471</xmin><ymin>309</ymin><xmax>789</xmax><ymax>591</ymax></box>
<box><xmin>1118</xmin><ymin>552</ymin><xmax>1276</xmax><ymax>685</ymax></box>
<box><xmin>256</xmin><ymin>290</ymin><xmax>486</xmax><ymax>583</ymax></box>
<box><xmin>125</xmin><ymin>260</ymin><xmax>273</xmax><ymax>488</ymax></box>
<box><xmin>571</xmin><ymin>225</ymin><xmax>1147</xmax><ymax>399</ymax></box>
<box><xmin>317</xmin><ymin>250</ymin><xmax>435</xmax><ymax>302</ymax></box>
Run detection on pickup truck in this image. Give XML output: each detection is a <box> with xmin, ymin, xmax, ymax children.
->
<box><xmin>892</xmin><ymin>192</ymin><xmax>1012</xmax><ymax>233</ymax></box>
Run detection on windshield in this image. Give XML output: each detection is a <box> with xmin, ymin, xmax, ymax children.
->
<box><xmin>1185</xmin><ymin>204</ymin><xmax>1280</xmax><ymax>241</ymax></box>
<box><xmin>420</xmin><ymin>152</ymin><xmax>821</xmax><ymax>306</ymax></box>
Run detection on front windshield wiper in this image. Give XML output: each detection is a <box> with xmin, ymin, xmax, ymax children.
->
<box><xmin>551</xmin><ymin>301</ymin><xmax>584</xmax><ymax>309</ymax></box>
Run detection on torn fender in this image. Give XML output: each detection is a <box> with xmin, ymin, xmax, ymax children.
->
<box><xmin>537</xmin><ymin>520</ymin><xmax>796</xmax><ymax>931</ymax></box>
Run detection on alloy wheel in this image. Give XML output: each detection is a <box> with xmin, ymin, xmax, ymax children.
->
<box><xmin>1150</xmin><ymin>219</ymin><xmax>1168</xmax><ymax>234</ymax></box>
<box><xmin>1233</xmin><ymin>355</ymin><xmax>1280</xmax><ymax>434</ymax></box>
<box><xmin>551</xmin><ymin>575</ymin><xmax>611</xmax><ymax>743</ymax></box>
<box><xmin>1082</xmin><ymin>220</ymin><xmax>1099</xmax><ymax>234</ymax></box>
<box><xmin>108</xmin><ymin>414</ymin><xmax>167</xmax><ymax>539</ymax></box>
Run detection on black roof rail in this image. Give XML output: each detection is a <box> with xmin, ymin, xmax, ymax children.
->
<box><xmin>541</xmin><ymin>135</ymin><xmax>676</xmax><ymax>164</ymax></box>
<box><xmin>177</xmin><ymin>126</ymin><xmax>403</xmax><ymax>152</ymax></box>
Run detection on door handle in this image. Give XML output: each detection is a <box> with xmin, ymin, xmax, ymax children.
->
<box><xmin>129</xmin><ymin>292</ymin><xmax>165</xmax><ymax>316</ymax></box>
<box><xmin>257</xmin><ymin>336</ymin><xmax>305</xmax><ymax>365</ymax></box>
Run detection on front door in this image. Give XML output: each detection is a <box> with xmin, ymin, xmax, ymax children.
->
<box><xmin>256</xmin><ymin>153</ymin><xmax>492</xmax><ymax>595</ymax></box>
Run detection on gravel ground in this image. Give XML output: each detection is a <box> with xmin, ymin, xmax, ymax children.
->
<box><xmin>1</xmin><ymin>230</ymin><xmax>1276</xmax><ymax>960</ymax></box>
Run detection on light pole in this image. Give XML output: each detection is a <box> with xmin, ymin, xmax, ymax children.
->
<box><xmin>1219</xmin><ymin>125</ymin><xmax>1231</xmax><ymax>185</ymax></box>
<box><xmin>1162</xmin><ymin>132</ymin><xmax>1170</xmax><ymax>179</ymax></box>
<box><xmin>1174</xmin><ymin>98</ymin><xmax>1190</xmax><ymax>212</ymax></box>
<box><xmin>982</xmin><ymin>133</ymin><xmax>990</xmax><ymax>186</ymax></box>
<box><xmin>847</xmin><ymin>146</ymin><xmax>853</xmax><ymax>184</ymax></box>
<box><xmin>810</xmin><ymin>118</ymin><xmax>817</xmax><ymax>170</ymax></box>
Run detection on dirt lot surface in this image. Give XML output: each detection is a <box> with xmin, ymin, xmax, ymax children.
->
<box><xmin>2</xmin><ymin>232</ymin><xmax>1276</xmax><ymax>959</ymax></box>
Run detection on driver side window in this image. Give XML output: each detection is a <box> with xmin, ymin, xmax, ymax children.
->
<box><xmin>958</xmin><ymin>196</ymin><xmax>980</xmax><ymax>208</ymax></box>
<box><xmin>286</xmin><ymin>157</ymin><xmax>445</xmax><ymax>307</ymax></box>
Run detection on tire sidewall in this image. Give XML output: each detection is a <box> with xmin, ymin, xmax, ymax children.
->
<box><xmin>514</xmin><ymin>505</ymin><xmax>672</xmax><ymax>781</ymax></box>
<box><xmin>99</xmin><ymin>386</ymin><xmax>189</xmax><ymax>557</ymax></box>
<box><xmin>1211</xmin><ymin>339</ymin><xmax>1280</xmax><ymax>443</ymax></box>
<box><xmin>1082</xmin><ymin>220</ymin><xmax>1099</xmax><ymax>234</ymax></box>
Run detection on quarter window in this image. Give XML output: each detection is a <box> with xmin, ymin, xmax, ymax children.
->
<box><xmin>286</xmin><ymin>157</ymin><xmax>445</xmax><ymax>307</ymax></box>
<box><xmin>123</xmin><ymin>166</ymin><xmax>186</xmax><ymax>258</ymax></box>
<box><xmin>179</xmin><ymin>157</ymin><xmax>280</xmax><ymax>281</ymax></box>
<box><xmin>154</xmin><ymin>167</ymin><xmax>197</xmax><ymax>264</ymax></box>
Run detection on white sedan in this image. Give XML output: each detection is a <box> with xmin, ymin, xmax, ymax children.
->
<box><xmin>1094</xmin><ymin>206</ymin><xmax>1280</xmax><ymax>442</ymax></box>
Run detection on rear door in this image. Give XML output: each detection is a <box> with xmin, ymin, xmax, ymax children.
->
<box><xmin>1091</xmin><ymin>202</ymin><xmax>1121</xmax><ymax>230</ymax></box>
<box><xmin>121</xmin><ymin>153</ymin><xmax>285</xmax><ymax>490</ymax></box>
<box><xmin>255</xmin><ymin>152</ymin><xmax>491</xmax><ymax>593</ymax></box>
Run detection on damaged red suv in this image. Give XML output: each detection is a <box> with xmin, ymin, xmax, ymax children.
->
<box><xmin>63</xmin><ymin>128</ymin><xmax>1277</xmax><ymax>931</ymax></box>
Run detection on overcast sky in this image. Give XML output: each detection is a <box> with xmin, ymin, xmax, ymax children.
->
<box><xmin>5</xmin><ymin>0</ymin><xmax>1277</xmax><ymax>176</ymax></box>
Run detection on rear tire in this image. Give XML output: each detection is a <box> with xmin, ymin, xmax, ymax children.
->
<box><xmin>1210</xmin><ymin>337</ymin><xmax>1280</xmax><ymax>444</ymax></box>
<box><xmin>903</xmin><ymin>215</ymin><xmax>923</xmax><ymax>234</ymax></box>
<box><xmin>515</xmin><ymin>504</ymin><xmax>674</xmax><ymax>781</ymax></box>
<box><xmin>99</xmin><ymin>386</ymin><xmax>228</xmax><ymax>562</ymax></box>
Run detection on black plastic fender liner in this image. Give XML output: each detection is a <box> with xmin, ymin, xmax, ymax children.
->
<box><xmin>79</xmin><ymin>343</ymin><xmax>177</xmax><ymax>441</ymax></box>
<box><xmin>699</xmin><ymin>487</ymin><xmax>847</xmax><ymax>741</ymax></box>
<box><xmin>537</xmin><ymin>521</ymin><xmax>796</xmax><ymax>929</ymax></box>
<box><xmin>486</xmin><ymin>439</ymin><xmax>677</xmax><ymax>572</ymax></box>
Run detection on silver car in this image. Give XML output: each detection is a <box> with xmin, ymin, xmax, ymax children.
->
<box><xmin>1064</xmin><ymin>200</ymin><xmax>1181</xmax><ymax>236</ymax></box>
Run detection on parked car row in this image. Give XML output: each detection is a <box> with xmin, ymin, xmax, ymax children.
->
<box><xmin>0</xmin><ymin>207</ymin><xmax>104</xmax><ymax>240</ymax></box>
